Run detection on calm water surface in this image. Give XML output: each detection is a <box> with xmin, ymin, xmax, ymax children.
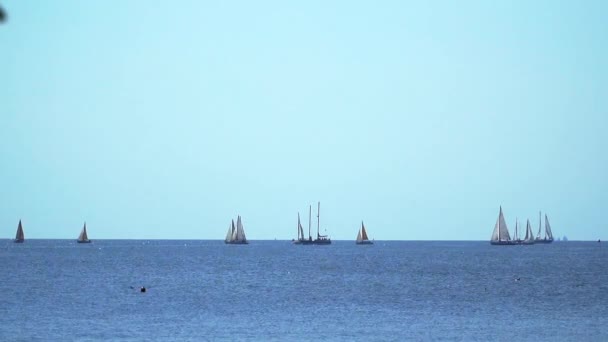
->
<box><xmin>0</xmin><ymin>240</ymin><xmax>606</xmax><ymax>341</ymax></box>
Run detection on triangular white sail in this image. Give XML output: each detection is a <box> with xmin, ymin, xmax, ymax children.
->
<box><xmin>235</xmin><ymin>216</ymin><xmax>247</xmax><ymax>242</ymax></box>
<box><xmin>225</xmin><ymin>222</ymin><xmax>233</xmax><ymax>242</ymax></box>
<box><xmin>230</xmin><ymin>219</ymin><xmax>237</xmax><ymax>240</ymax></box>
<box><xmin>15</xmin><ymin>220</ymin><xmax>24</xmax><ymax>241</ymax></box>
<box><xmin>536</xmin><ymin>211</ymin><xmax>542</xmax><ymax>240</ymax></box>
<box><xmin>356</xmin><ymin>229</ymin><xmax>362</xmax><ymax>241</ymax></box>
<box><xmin>544</xmin><ymin>214</ymin><xmax>554</xmax><ymax>240</ymax></box>
<box><xmin>524</xmin><ymin>219</ymin><xmax>535</xmax><ymax>241</ymax></box>
<box><xmin>77</xmin><ymin>222</ymin><xmax>89</xmax><ymax>242</ymax></box>
<box><xmin>297</xmin><ymin>213</ymin><xmax>305</xmax><ymax>240</ymax></box>
<box><xmin>490</xmin><ymin>207</ymin><xmax>511</xmax><ymax>241</ymax></box>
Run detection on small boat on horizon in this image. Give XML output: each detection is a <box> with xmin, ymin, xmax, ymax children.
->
<box><xmin>293</xmin><ymin>202</ymin><xmax>331</xmax><ymax>245</ymax></box>
<box><xmin>356</xmin><ymin>221</ymin><xmax>373</xmax><ymax>245</ymax></box>
<box><xmin>490</xmin><ymin>206</ymin><xmax>516</xmax><ymax>245</ymax></box>
<box><xmin>225</xmin><ymin>215</ymin><xmax>248</xmax><ymax>244</ymax></box>
<box><xmin>14</xmin><ymin>219</ymin><xmax>24</xmax><ymax>243</ymax></box>
<box><xmin>77</xmin><ymin>222</ymin><xmax>91</xmax><ymax>243</ymax></box>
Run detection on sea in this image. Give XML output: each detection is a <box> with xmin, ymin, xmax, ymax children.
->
<box><xmin>0</xmin><ymin>240</ymin><xmax>606</xmax><ymax>341</ymax></box>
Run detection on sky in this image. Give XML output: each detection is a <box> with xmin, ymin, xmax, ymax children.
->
<box><xmin>1</xmin><ymin>1</ymin><xmax>607</xmax><ymax>240</ymax></box>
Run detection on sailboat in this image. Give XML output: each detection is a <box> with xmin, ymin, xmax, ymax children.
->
<box><xmin>522</xmin><ymin>219</ymin><xmax>535</xmax><ymax>245</ymax></box>
<box><xmin>356</xmin><ymin>221</ymin><xmax>373</xmax><ymax>245</ymax></box>
<box><xmin>293</xmin><ymin>202</ymin><xmax>331</xmax><ymax>245</ymax></box>
<box><xmin>14</xmin><ymin>219</ymin><xmax>24</xmax><ymax>243</ymax></box>
<box><xmin>225</xmin><ymin>215</ymin><xmax>248</xmax><ymax>244</ymax></box>
<box><xmin>535</xmin><ymin>212</ymin><xmax>554</xmax><ymax>244</ymax></box>
<box><xmin>77</xmin><ymin>222</ymin><xmax>91</xmax><ymax>243</ymax></box>
<box><xmin>490</xmin><ymin>206</ymin><xmax>515</xmax><ymax>245</ymax></box>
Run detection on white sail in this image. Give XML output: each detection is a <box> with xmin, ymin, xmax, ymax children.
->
<box><xmin>77</xmin><ymin>222</ymin><xmax>89</xmax><ymax>242</ymax></box>
<box><xmin>356</xmin><ymin>228</ymin><xmax>362</xmax><ymax>241</ymax></box>
<box><xmin>536</xmin><ymin>211</ymin><xmax>542</xmax><ymax>240</ymax></box>
<box><xmin>491</xmin><ymin>206</ymin><xmax>511</xmax><ymax>241</ymax></box>
<box><xmin>544</xmin><ymin>214</ymin><xmax>554</xmax><ymax>240</ymax></box>
<box><xmin>225</xmin><ymin>223</ymin><xmax>233</xmax><ymax>242</ymax></box>
<box><xmin>524</xmin><ymin>219</ymin><xmax>535</xmax><ymax>241</ymax></box>
<box><xmin>230</xmin><ymin>219</ymin><xmax>237</xmax><ymax>240</ymax></box>
<box><xmin>297</xmin><ymin>213</ymin><xmax>304</xmax><ymax>240</ymax></box>
<box><xmin>235</xmin><ymin>215</ymin><xmax>247</xmax><ymax>242</ymax></box>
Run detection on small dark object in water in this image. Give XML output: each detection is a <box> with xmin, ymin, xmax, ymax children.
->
<box><xmin>515</xmin><ymin>277</ymin><xmax>521</xmax><ymax>282</ymax></box>
<box><xmin>140</xmin><ymin>287</ymin><xmax>146</xmax><ymax>293</ymax></box>
<box><xmin>0</xmin><ymin>6</ymin><xmax>6</xmax><ymax>23</ymax></box>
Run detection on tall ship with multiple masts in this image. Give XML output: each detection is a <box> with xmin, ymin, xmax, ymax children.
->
<box><xmin>356</xmin><ymin>221</ymin><xmax>373</xmax><ymax>245</ymax></box>
<box><xmin>490</xmin><ymin>206</ymin><xmax>515</xmax><ymax>245</ymax></box>
<box><xmin>225</xmin><ymin>215</ymin><xmax>248</xmax><ymax>244</ymax></box>
<box><xmin>293</xmin><ymin>202</ymin><xmax>331</xmax><ymax>245</ymax></box>
<box><xmin>14</xmin><ymin>219</ymin><xmax>24</xmax><ymax>243</ymax></box>
<box><xmin>77</xmin><ymin>222</ymin><xmax>91</xmax><ymax>243</ymax></box>
<box><xmin>535</xmin><ymin>212</ymin><xmax>554</xmax><ymax>244</ymax></box>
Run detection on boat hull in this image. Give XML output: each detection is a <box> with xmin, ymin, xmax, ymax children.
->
<box><xmin>293</xmin><ymin>239</ymin><xmax>331</xmax><ymax>245</ymax></box>
<box><xmin>534</xmin><ymin>239</ymin><xmax>553</xmax><ymax>244</ymax></box>
<box><xmin>356</xmin><ymin>240</ymin><xmax>373</xmax><ymax>245</ymax></box>
<box><xmin>225</xmin><ymin>240</ymin><xmax>248</xmax><ymax>244</ymax></box>
<box><xmin>490</xmin><ymin>240</ymin><xmax>518</xmax><ymax>245</ymax></box>
<box><xmin>77</xmin><ymin>240</ymin><xmax>92</xmax><ymax>243</ymax></box>
<box><xmin>14</xmin><ymin>239</ymin><xmax>24</xmax><ymax>243</ymax></box>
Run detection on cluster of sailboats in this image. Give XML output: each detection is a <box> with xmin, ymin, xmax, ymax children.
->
<box><xmin>8</xmin><ymin>204</ymin><xmax>560</xmax><ymax>246</ymax></box>
<box><xmin>490</xmin><ymin>206</ymin><xmax>554</xmax><ymax>245</ymax></box>
<box><xmin>224</xmin><ymin>202</ymin><xmax>373</xmax><ymax>246</ymax></box>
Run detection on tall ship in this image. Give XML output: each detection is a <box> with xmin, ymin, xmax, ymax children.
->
<box><xmin>356</xmin><ymin>221</ymin><xmax>373</xmax><ymax>245</ymax></box>
<box><xmin>77</xmin><ymin>222</ymin><xmax>91</xmax><ymax>243</ymax></box>
<box><xmin>14</xmin><ymin>219</ymin><xmax>24</xmax><ymax>243</ymax></box>
<box><xmin>225</xmin><ymin>215</ymin><xmax>248</xmax><ymax>244</ymax></box>
<box><xmin>535</xmin><ymin>212</ymin><xmax>554</xmax><ymax>244</ymax></box>
<box><xmin>490</xmin><ymin>206</ymin><xmax>516</xmax><ymax>245</ymax></box>
<box><xmin>522</xmin><ymin>219</ymin><xmax>535</xmax><ymax>245</ymax></box>
<box><xmin>293</xmin><ymin>202</ymin><xmax>331</xmax><ymax>245</ymax></box>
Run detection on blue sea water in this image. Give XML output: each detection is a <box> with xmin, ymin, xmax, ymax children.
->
<box><xmin>0</xmin><ymin>240</ymin><xmax>606</xmax><ymax>341</ymax></box>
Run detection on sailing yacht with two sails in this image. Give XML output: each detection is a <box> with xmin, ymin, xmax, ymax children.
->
<box><xmin>225</xmin><ymin>215</ymin><xmax>248</xmax><ymax>244</ymax></box>
<box><xmin>356</xmin><ymin>221</ymin><xmax>373</xmax><ymax>245</ymax></box>
<box><xmin>490</xmin><ymin>206</ymin><xmax>516</xmax><ymax>245</ymax></box>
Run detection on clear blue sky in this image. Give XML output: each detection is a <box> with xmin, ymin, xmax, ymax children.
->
<box><xmin>1</xmin><ymin>1</ymin><xmax>606</xmax><ymax>240</ymax></box>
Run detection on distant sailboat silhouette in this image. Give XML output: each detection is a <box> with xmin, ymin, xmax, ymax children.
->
<box><xmin>225</xmin><ymin>215</ymin><xmax>248</xmax><ymax>244</ymax></box>
<box><xmin>356</xmin><ymin>221</ymin><xmax>373</xmax><ymax>245</ymax></box>
<box><xmin>77</xmin><ymin>222</ymin><xmax>91</xmax><ymax>243</ymax></box>
<box><xmin>522</xmin><ymin>219</ymin><xmax>535</xmax><ymax>245</ymax></box>
<box><xmin>490</xmin><ymin>206</ymin><xmax>515</xmax><ymax>245</ymax></box>
<box><xmin>535</xmin><ymin>212</ymin><xmax>554</xmax><ymax>244</ymax></box>
<box><xmin>293</xmin><ymin>202</ymin><xmax>331</xmax><ymax>245</ymax></box>
<box><xmin>14</xmin><ymin>220</ymin><xmax>24</xmax><ymax>243</ymax></box>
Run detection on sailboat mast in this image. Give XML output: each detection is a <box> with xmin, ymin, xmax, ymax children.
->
<box><xmin>309</xmin><ymin>205</ymin><xmax>312</xmax><ymax>239</ymax></box>
<box><xmin>317</xmin><ymin>202</ymin><xmax>320</xmax><ymax>237</ymax></box>
<box><xmin>498</xmin><ymin>207</ymin><xmax>501</xmax><ymax>241</ymax></box>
